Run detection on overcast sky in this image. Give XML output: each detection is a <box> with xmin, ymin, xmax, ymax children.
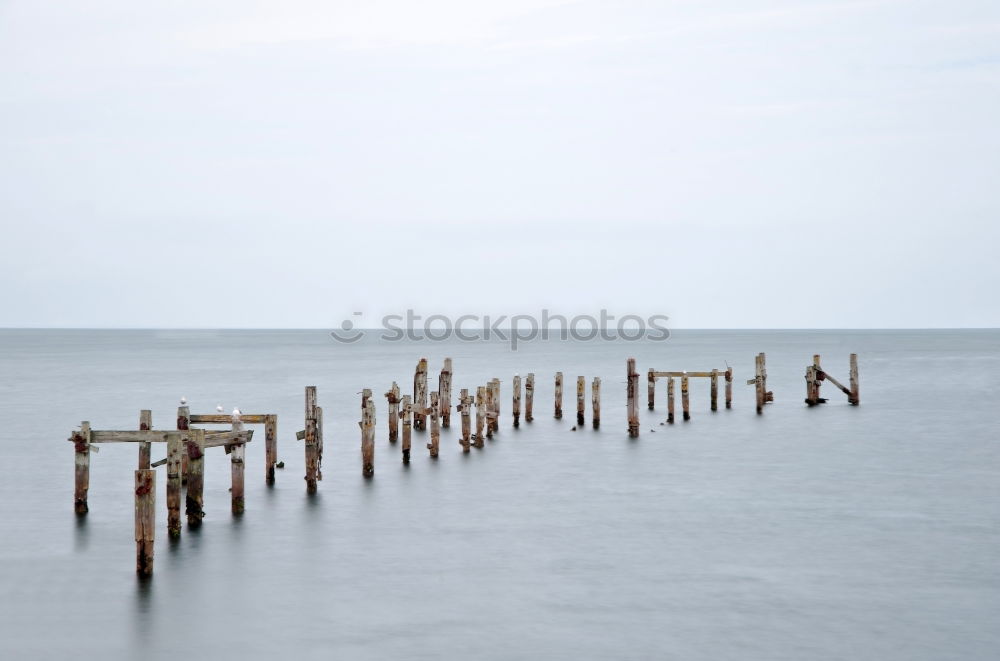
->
<box><xmin>1</xmin><ymin>1</ymin><xmax>997</xmax><ymax>328</ymax></box>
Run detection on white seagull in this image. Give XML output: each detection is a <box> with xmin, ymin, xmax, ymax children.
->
<box><xmin>180</xmin><ymin>396</ymin><xmax>187</xmax><ymax>405</ymax></box>
<box><xmin>216</xmin><ymin>404</ymin><xmax>224</xmax><ymax>413</ymax></box>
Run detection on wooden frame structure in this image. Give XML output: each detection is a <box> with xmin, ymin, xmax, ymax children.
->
<box><xmin>744</xmin><ymin>352</ymin><xmax>774</xmax><ymax>414</ymax></box>
<box><xmin>805</xmin><ymin>353</ymin><xmax>859</xmax><ymax>406</ymax></box>
<box><xmin>648</xmin><ymin>368</ymin><xmax>733</xmax><ymax>422</ymax></box>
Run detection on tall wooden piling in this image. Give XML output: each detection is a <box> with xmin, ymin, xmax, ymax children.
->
<box><xmin>427</xmin><ymin>391</ymin><xmax>441</xmax><ymax>458</ymax></box>
<box><xmin>231</xmin><ymin>414</ymin><xmax>245</xmax><ymax>515</ymax></box>
<box><xmin>681</xmin><ymin>374</ymin><xmax>690</xmax><ymax>421</ymax></box>
<box><xmin>648</xmin><ymin>368</ymin><xmax>656</xmax><ymax>409</ymax></box>
<box><xmin>627</xmin><ymin>358</ymin><xmax>639</xmax><ymax>437</ymax></box>
<box><xmin>576</xmin><ymin>376</ymin><xmax>586</xmax><ymax>425</ymax></box>
<box><xmin>440</xmin><ymin>358</ymin><xmax>453</xmax><ymax>428</ymax></box>
<box><xmin>264</xmin><ymin>414</ymin><xmax>277</xmax><ymax>485</ymax></box>
<box><xmin>474</xmin><ymin>386</ymin><xmax>486</xmax><ymax>448</ymax></box>
<box><xmin>554</xmin><ymin>372</ymin><xmax>563</xmax><ymax>419</ymax></box>
<box><xmin>849</xmin><ymin>353</ymin><xmax>860</xmax><ymax>405</ymax></box>
<box><xmin>135</xmin><ymin>469</ymin><xmax>155</xmax><ymax>576</ymax></box>
<box><xmin>525</xmin><ymin>373</ymin><xmax>534</xmax><ymax>422</ymax></box>
<box><xmin>385</xmin><ymin>382</ymin><xmax>400</xmax><ymax>443</ymax></box>
<box><xmin>414</xmin><ymin>358</ymin><xmax>428</xmax><ymax>431</ymax></box>
<box><xmin>304</xmin><ymin>386</ymin><xmax>319</xmax><ymax>494</ymax></box>
<box><xmin>512</xmin><ymin>375</ymin><xmax>522</xmax><ymax>427</ymax></box>
<box><xmin>361</xmin><ymin>389</ymin><xmax>375</xmax><ymax>477</ymax></box>
<box><xmin>400</xmin><ymin>394</ymin><xmax>413</xmax><ymax>464</ymax></box>
<box><xmin>812</xmin><ymin>355</ymin><xmax>823</xmax><ymax>403</ymax></box>
<box><xmin>725</xmin><ymin>368</ymin><xmax>733</xmax><ymax>409</ymax></box>
<box><xmin>459</xmin><ymin>388</ymin><xmax>472</xmax><ymax>452</ymax></box>
<box><xmin>177</xmin><ymin>405</ymin><xmax>189</xmax><ymax>484</ymax></box>
<box><xmin>667</xmin><ymin>377</ymin><xmax>675</xmax><ymax>424</ymax></box>
<box><xmin>73</xmin><ymin>421</ymin><xmax>91</xmax><ymax>515</ymax></box>
<box><xmin>183</xmin><ymin>405</ymin><xmax>204</xmax><ymax>526</ymax></box>
<box><xmin>592</xmin><ymin>377</ymin><xmax>601</xmax><ymax>429</ymax></box>
<box><xmin>490</xmin><ymin>379</ymin><xmax>500</xmax><ymax>432</ymax></box>
<box><xmin>138</xmin><ymin>410</ymin><xmax>152</xmax><ymax>469</ymax></box>
<box><xmin>804</xmin><ymin>365</ymin><xmax>816</xmax><ymax>406</ymax></box>
<box><xmin>166</xmin><ymin>429</ymin><xmax>183</xmax><ymax>536</ymax></box>
<box><xmin>316</xmin><ymin>405</ymin><xmax>324</xmax><ymax>481</ymax></box>
<box><xmin>710</xmin><ymin>369</ymin><xmax>719</xmax><ymax>412</ymax></box>
<box><xmin>761</xmin><ymin>353</ymin><xmax>772</xmax><ymax>403</ymax></box>
<box><xmin>756</xmin><ymin>354</ymin><xmax>765</xmax><ymax>414</ymax></box>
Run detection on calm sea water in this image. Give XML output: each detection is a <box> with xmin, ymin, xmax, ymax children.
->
<box><xmin>1</xmin><ymin>330</ymin><xmax>998</xmax><ymax>660</ymax></box>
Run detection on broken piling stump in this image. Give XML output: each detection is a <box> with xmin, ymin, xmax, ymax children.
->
<box><xmin>667</xmin><ymin>377</ymin><xmax>675</xmax><ymax>424</ymax></box>
<box><xmin>459</xmin><ymin>388</ymin><xmax>472</xmax><ymax>452</ymax></box>
<box><xmin>554</xmin><ymin>372</ymin><xmax>563</xmax><ymax>419</ymax></box>
<box><xmin>440</xmin><ymin>358</ymin><xmax>453</xmax><ymax>428</ymax></box>
<box><xmin>577</xmin><ymin>376</ymin><xmax>586</xmax><ymax>425</ymax></box>
<box><xmin>592</xmin><ymin>377</ymin><xmax>601</xmax><ymax>429</ymax></box>
<box><xmin>627</xmin><ymin>358</ymin><xmax>639</xmax><ymax>437</ymax></box>
<box><xmin>474</xmin><ymin>386</ymin><xmax>486</xmax><ymax>448</ymax></box>
<box><xmin>304</xmin><ymin>386</ymin><xmax>319</xmax><ymax>494</ymax></box>
<box><xmin>512</xmin><ymin>374</ymin><xmax>521</xmax><ymax>427</ymax></box>
<box><xmin>849</xmin><ymin>353</ymin><xmax>860</xmax><ymax>405</ymax></box>
<box><xmin>525</xmin><ymin>373</ymin><xmax>534</xmax><ymax>422</ymax></box>
<box><xmin>427</xmin><ymin>391</ymin><xmax>441</xmax><ymax>458</ymax></box>
<box><xmin>361</xmin><ymin>389</ymin><xmax>375</xmax><ymax>477</ymax></box>
<box><xmin>414</xmin><ymin>358</ymin><xmax>428</xmax><ymax>431</ymax></box>
<box><xmin>73</xmin><ymin>421</ymin><xmax>91</xmax><ymax>515</ymax></box>
<box><xmin>385</xmin><ymin>382</ymin><xmax>400</xmax><ymax>443</ymax></box>
<box><xmin>681</xmin><ymin>373</ymin><xmax>690</xmax><ymax>421</ymax></box>
<box><xmin>648</xmin><ymin>368</ymin><xmax>655</xmax><ymax>410</ymax></box>
<box><xmin>264</xmin><ymin>414</ymin><xmax>277</xmax><ymax>485</ymax></box>
<box><xmin>400</xmin><ymin>394</ymin><xmax>413</xmax><ymax>464</ymax></box>
<box><xmin>710</xmin><ymin>369</ymin><xmax>719</xmax><ymax>412</ymax></box>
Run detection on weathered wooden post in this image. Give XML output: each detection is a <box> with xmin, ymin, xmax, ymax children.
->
<box><xmin>512</xmin><ymin>374</ymin><xmax>522</xmax><ymax>427</ymax></box>
<box><xmin>490</xmin><ymin>379</ymin><xmax>501</xmax><ymax>432</ymax></box>
<box><xmin>73</xmin><ymin>421</ymin><xmax>91</xmax><ymax>515</ymax></box>
<box><xmin>177</xmin><ymin>405</ymin><xmax>189</xmax><ymax>484</ymax></box>
<box><xmin>385</xmin><ymin>382</ymin><xmax>400</xmax><ymax>443</ymax></box>
<box><xmin>627</xmin><ymin>358</ymin><xmax>639</xmax><ymax>437</ymax></box>
<box><xmin>554</xmin><ymin>372</ymin><xmax>563</xmax><ymax>419</ymax></box>
<box><xmin>361</xmin><ymin>389</ymin><xmax>375</xmax><ymax>477</ymax></box>
<box><xmin>804</xmin><ymin>365</ymin><xmax>816</xmax><ymax>406</ymax></box>
<box><xmin>724</xmin><ymin>368</ymin><xmax>733</xmax><ymax>409</ymax></box>
<box><xmin>591</xmin><ymin>377</ymin><xmax>601</xmax><ymax>429</ymax></box>
<box><xmin>304</xmin><ymin>386</ymin><xmax>319</xmax><ymax>494</ymax></box>
<box><xmin>166</xmin><ymin>428</ymin><xmax>183</xmax><ymax>536</ymax></box>
<box><xmin>849</xmin><ymin>353</ymin><xmax>860</xmax><ymax>405</ymax></box>
<box><xmin>756</xmin><ymin>354</ymin><xmax>765</xmax><ymax>414</ymax></box>
<box><xmin>812</xmin><ymin>354</ymin><xmax>822</xmax><ymax>403</ymax></box>
<box><xmin>427</xmin><ymin>391</ymin><xmax>441</xmax><ymax>458</ymax></box>
<box><xmin>485</xmin><ymin>382</ymin><xmax>494</xmax><ymax>439</ymax></box>
<box><xmin>459</xmin><ymin>388</ymin><xmax>472</xmax><ymax>452</ymax></box>
<box><xmin>264</xmin><ymin>414</ymin><xmax>277</xmax><ymax>485</ymax></box>
<box><xmin>666</xmin><ymin>377</ymin><xmax>675</xmax><ymax>424</ymax></box>
<box><xmin>135</xmin><ymin>468</ymin><xmax>155</xmax><ymax>576</ymax></box>
<box><xmin>316</xmin><ymin>405</ymin><xmax>324</xmax><ymax>481</ymax></box>
<box><xmin>577</xmin><ymin>376</ymin><xmax>586</xmax><ymax>425</ymax></box>
<box><xmin>400</xmin><ymin>394</ymin><xmax>413</xmax><ymax>464</ymax></box>
<box><xmin>648</xmin><ymin>368</ymin><xmax>656</xmax><ymax>409</ymax></box>
<box><xmin>138</xmin><ymin>410</ymin><xmax>152</xmax><ymax>469</ymax></box>
<box><xmin>525</xmin><ymin>373</ymin><xmax>534</xmax><ymax>422</ymax></box>
<box><xmin>761</xmin><ymin>353</ymin><xmax>772</xmax><ymax>403</ymax></box>
<box><xmin>184</xmin><ymin>405</ymin><xmax>205</xmax><ymax>526</ymax></box>
<box><xmin>439</xmin><ymin>358</ymin><xmax>453</xmax><ymax>428</ymax></box>
<box><xmin>230</xmin><ymin>413</ymin><xmax>246</xmax><ymax>515</ymax></box>
<box><xmin>681</xmin><ymin>373</ymin><xmax>690</xmax><ymax>421</ymax></box>
<box><xmin>414</xmin><ymin>358</ymin><xmax>428</xmax><ymax>431</ymax></box>
<box><xmin>710</xmin><ymin>369</ymin><xmax>719</xmax><ymax>412</ymax></box>
<box><xmin>474</xmin><ymin>386</ymin><xmax>486</xmax><ymax>448</ymax></box>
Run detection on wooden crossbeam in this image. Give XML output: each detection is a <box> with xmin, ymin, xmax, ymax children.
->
<box><xmin>650</xmin><ymin>371</ymin><xmax>722</xmax><ymax>378</ymax></box>
<box><xmin>190</xmin><ymin>414</ymin><xmax>269</xmax><ymax>425</ymax></box>
<box><xmin>67</xmin><ymin>428</ymin><xmax>251</xmax><ymax>445</ymax></box>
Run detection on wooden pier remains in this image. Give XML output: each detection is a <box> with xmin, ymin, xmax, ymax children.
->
<box><xmin>414</xmin><ymin>358</ymin><xmax>428</xmax><ymax>431</ymax></box>
<box><xmin>649</xmin><ymin>369</ymin><xmax>732</xmax><ymax>421</ymax></box>
<box><xmin>525</xmin><ymin>373</ymin><xmax>534</xmax><ymax>422</ymax></box>
<box><xmin>474</xmin><ymin>386</ymin><xmax>486</xmax><ymax>448</ymax></box>
<box><xmin>135</xmin><ymin>469</ymin><xmax>155</xmax><ymax>576</ymax></box>
<box><xmin>805</xmin><ymin>354</ymin><xmax>860</xmax><ymax>406</ymax></box>
<box><xmin>439</xmin><ymin>358</ymin><xmax>453</xmax><ymax>428</ymax></box>
<box><xmin>512</xmin><ymin>374</ymin><xmax>522</xmax><ymax>427</ymax></box>
<box><xmin>592</xmin><ymin>377</ymin><xmax>601</xmax><ymax>429</ymax></box>
<box><xmin>554</xmin><ymin>372</ymin><xmax>563</xmax><ymax>419</ymax></box>
<box><xmin>427</xmin><ymin>391</ymin><xmax>441</xmax><ymax>458</ymax></box>
<box><xmin>577</xmin><ymin>376</ymin><xmax>586</xmax><ymax>425</ymax></box>
<box><xmin>361</xmin><ymin>389</ymin><xmax>375</xmax><ymax>477</ymax></box>
<box><xmin>400</xmin><ymin>394</ymin><xmax>413</xmax><ymax>463</ymax></box>
<box><xmin>385</xmin><ymin>382</ymin><xmax>400</xmax><ymax>443</ymax></box>
<box><xmin>627</xmin><ymin>358</ymin><xmax>639</xmax><ymax>437</ymax></box>
<box><xmin>458</xmin><ymin>388</ymin><xmax>472</xmax><ymax>452</ymax></box>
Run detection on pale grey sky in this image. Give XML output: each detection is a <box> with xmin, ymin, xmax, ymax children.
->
<box><xmin>1</xmin><ymin>1</ymin><xmax>997</xmax><ymax>328</ymax></box>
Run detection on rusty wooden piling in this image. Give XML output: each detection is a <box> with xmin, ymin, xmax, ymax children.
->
<box><xmin>385</xmin><ymin>382</ymin><xmax>400</xmax><ymax>443</ymax></box>
<box><xmin>459</xmin><ymin>388</ymin><xmax>472</xmax><ymax>452</ymax></box>
<box><xmin>577</xmin><ymin>376</ymin><xmax>586</xmax><ymax>425</ymax></box>
<box><xmin>813</xmin><ymin>355</ymin><xmax>823</xmax><ymax>403</ymax></box>
<box><xmin>525</xmin><ymin>373</ymin><xmax>534</xmax><ymax>422</ymax></box>
<box><xmin>414</xmin><ymin>358</ymin><xmax>428</xmax><ymax>431</ymax></box>
<box><xmin>755</xmin><ymin>354</ymin><xmax>765</xmax><ymax>414</ymax></box>
<box><xmin>135</xmin><ymin>469</ymin><xmax>155</xmax><ymax>576</ymax></box>
<box><xmin>666</xmin><ymin>377</ymin><xmax>675</xmax><ymax>424</ymax></box>
<box><xmin>627</xmin><ymin>358</ymin><xmax>639</xmax><ymax>437</ymax></box>
<box><xmin>804</xmin><ymin>364</ymin><xmax>816</xmax><ymax>406</ymax></box>
<box><xmin>304</xmin><ymin>386</ymin><xmax>319</xmax><ymax>494</ymax></box>
<box><xmin>440</xmin><ymin>358</ymin><xmax>453</xmax><ymax>428</ymax></box>
<box><xmin>264</xmin><ymin>414</ymin><xmax>277</xmax><ymax>485</ymax></box>
<box><xmin>166</xmin><ymin>429</ymin><xmax>183</xmax><ymax>536</ymax></box>
<box><xmin>592</xmin><ymin>377</ymin><xmax>601</xmax><ymax>429</ymax></box>
<box><xmin>177</xmin><ymin>405</ymin><xmax>189</xmax><ymax>484</ymax></box>
<box><xmin>554</xmin><ymin>372</ymin><xmax>563</xmax><ymax>419</ymax></box>
<box><xmin>512</xmin><ymin>374</ymin><xmax>522</xmax><ymax>427</ymax></box>
<box><xmin>681</xmin><ymin>373</ymin><xmax>690</xmax><ymax>421</ymax></box>
<box><xmin>427</xmin><ymin>391</ymin><xmax>441</xmax><ymax>458</ymax></box>
<box><xmin>648</xmin><ymin>368</ymin><xmax>655</xmax><ymax>409</ymax></box>
<box><xmin>490</xmin><ymin>379</ymin><xmax>500</xmax><ymax>432</ymax></box>
<box><xmin>849</xmin><ymin>354</ymin><xmax>860</xmax><ymax>405</ymax></box>
<box><xmin>138</xmin><ymin>410</ymin><xmax>152</xmax><ymax>469</ymax></box>
<box><xmin>230</xmin><ymin>414</ymin><xmax>246</xmax><ymax>515</ymax></box>
<box><xmin>183</xmin><ymin>405</ymin><xmax>205</xmax><ymax>526</ymax></box>
<box><xmin>474</xmin><ymin>386</ymin><xmax>486</xmax><ymax>448</ymax></box>
<box><xmin>400</xmin><ymin>394</ymin><xmax>412</xmax><ymax>464</ymax></box>
<box><xmin>710</xmin><ymin>369</ymin><xmax>719</xmax><ymax>412</ymax></box>
<box><xmin>361</xmin><ymin>389</ymin><xmax>375</xmax><ymax>477</ymax></box>
<box><xmin>73</xmin><ymin>421</ymin><xmax>91</xmax><ymax>514</ymax></box>
<box><xmin>725</xmin><ymin>368</ymin><xmax>733</xmax><ymax>409</ymax></box>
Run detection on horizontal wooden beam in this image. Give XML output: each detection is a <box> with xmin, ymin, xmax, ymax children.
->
<box><xmin>203</xmin><ymin>430</ymin><xmax>254</xmax><ymax>448</ymax></box>
<box><xmin>69</xmin><ymin>429</ymin><xmax>251</xmax><ymax>445</ymax></box>
<box><xmin>190</xmin><ymin>414</ymin><xmax>270</xmax><ymax>425</ymax></box>
<box><xmin>650</xmin><ymin>371</ymin><xmax>724</xmax><ymax>378</ymax></box>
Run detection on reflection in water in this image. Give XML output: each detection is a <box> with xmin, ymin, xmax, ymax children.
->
<box><xmin>73</xmin><ymin>514</ymin><xmax>89</xmax><ymax>552</ymax></box>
